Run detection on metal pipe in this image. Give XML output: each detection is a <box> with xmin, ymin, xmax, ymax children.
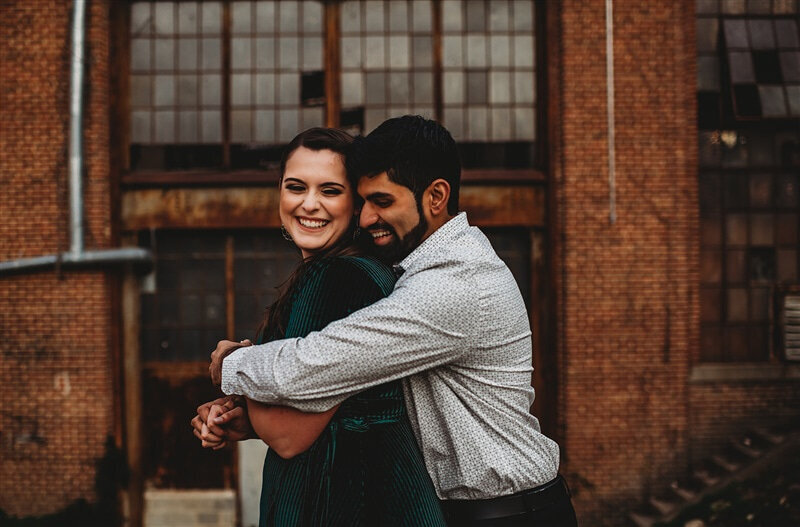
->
<box><xmin>0</xmin><ymin>248</ymin><xmax>152</xmax><ymax>276</ymax></box>
<box><xmin>0</xmin><ymin>0</ymin><xmax>152</xmax><ymax>278</ymax></box>
<box><xmin>605</xmin><ymin>0</ymin><xmax>617</xmax><ymax>225</ymax></box>
<box><xmin>69</xmin><ymin>0</ymin><xmax>87</xmax><ymax>255</ymax></box>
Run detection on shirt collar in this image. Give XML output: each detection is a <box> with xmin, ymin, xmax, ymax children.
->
<box><xmin>396</xmin><ymin>212</ymin><xmax>470</xmax><ymax>274</ymax></box>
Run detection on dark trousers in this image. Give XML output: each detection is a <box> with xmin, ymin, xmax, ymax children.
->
<box><xmin>441</xmin><ymin>475</ymin><xmax>579</xmax><ymax>526</ymax></box>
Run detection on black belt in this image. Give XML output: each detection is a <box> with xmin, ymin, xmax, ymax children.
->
<box><xmin>441</xmin><ymin>475</ymin><xmax>571</xmax><ymax>523</ymax></box>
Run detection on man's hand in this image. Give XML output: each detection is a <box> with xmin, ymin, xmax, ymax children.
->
<box><xmin>191</xmin><ymin>395</ymin><xmax>254</xmax><ymax>449</ymax></box>
<box><xmin>209</xmin><ymin>339</ymin><xmax>252</xmax><ymax>386</ymax></box>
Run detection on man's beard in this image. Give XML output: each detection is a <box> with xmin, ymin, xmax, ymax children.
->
<box><xmin>369</xmin><ymin>214</ymin><xmax>428</xmax><ymax>265</ymax></box>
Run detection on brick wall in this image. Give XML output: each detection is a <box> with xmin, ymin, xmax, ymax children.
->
<box><xmin>0</xmin><ymin>0</ymin><xmax>116</xmax><ymax>517</ymax></box>
<box><xmin>550</xmin><ymin>0</ymin><xmax>699</xmax><ymax>524</ymax></box>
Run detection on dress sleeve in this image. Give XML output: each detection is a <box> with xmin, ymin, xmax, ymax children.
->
<box><xmin>284</xmin><ymin>257</ymin><xmax>392</xmax><ymax>339</ymax></box>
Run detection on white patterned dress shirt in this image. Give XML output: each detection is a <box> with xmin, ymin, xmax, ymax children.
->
<box><xmin>222</xmin><ymin>212</ymin><xmax>561</xmax><ymax>499</ymax></box>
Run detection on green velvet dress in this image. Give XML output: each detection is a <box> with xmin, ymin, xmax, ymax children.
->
<box><xmin>258</xmin><ymin>255</ymin><xmax>446</xmax><ymax>527</ymax></box>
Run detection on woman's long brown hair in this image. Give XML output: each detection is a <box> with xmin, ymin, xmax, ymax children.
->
<box><xmin>256</xmin><ymin>127</ymin><xmax>369</xmax><ymax>342</ymax></box>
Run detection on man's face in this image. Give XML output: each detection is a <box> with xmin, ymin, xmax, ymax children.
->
<box><xmin>357</xmin><ymin>171</ymin><xmax>428</xmax><ymax>264</ymax></box>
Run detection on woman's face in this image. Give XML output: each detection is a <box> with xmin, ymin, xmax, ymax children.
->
<box><xmin>279</xmin><ymin>146</ymin><xmax>354</xmax><ymax>259</ymax></box>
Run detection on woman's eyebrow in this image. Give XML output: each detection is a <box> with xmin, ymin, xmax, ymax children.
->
<box><xmin>282</xmin><ymin>177</ymin><xmax>304</xmax><ymax>184</ymax></box>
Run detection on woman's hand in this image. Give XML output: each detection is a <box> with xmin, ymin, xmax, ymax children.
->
<box><xmin>209</xmin><ymin>339</ymin><xmax>252</xmax><ymax>386</ymax></box>
<box><xmin>191</xmin><ymin>395</ymin><xmax>254</xmax><ymax>449</ymax></box>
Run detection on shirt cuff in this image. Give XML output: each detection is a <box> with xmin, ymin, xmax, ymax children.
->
<box><xmin>220</xmin><ymin>347</ymin><xmax>246</xmax><ymax>396</ymax></box>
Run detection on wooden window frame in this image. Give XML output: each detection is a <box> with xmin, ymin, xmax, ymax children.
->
<box><xmin>115</xmin><ymin>0</ymin><xmax>548</xmax><ymax>187</ymax></box>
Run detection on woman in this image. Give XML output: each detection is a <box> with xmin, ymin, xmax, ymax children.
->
<box><xmin>209</xmin><ymin>128</ymin><xmax>445</xmax><ymax>527</ymax></box>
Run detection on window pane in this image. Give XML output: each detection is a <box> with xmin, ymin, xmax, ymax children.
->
<box><xmin>512</xmin><ymin>0</ymin><xmax>534</xmax><ymax>31</ymax></box>
<box><xmin>201</xmin><ymin>74</ymin><xmax>222</xmax><ymax>106</ymax></box>
<box><xmin>365</xmin><ymin>72</ymin><xmax>386</xmax><ymax>105</ymax></box>
<box><xmin>748</xmin><ymin>19</ymin><xmax>776</xmax><ymax>49</ymax></box>
<box><xmin>201</xmin><ymin>110</ymin><xmax>222</xmax><ymax>142</ymax></box>
<box><xmin>341</xmin><ymin>36</ymin><xmax>362</xmax><ymax>68</ymax></box>
<box><xmin>255</xmin><ymin>73</ymin><xmax>275</xmax><ymax>105</ymax></box>
<box><xmin>154</xmin><ymin>75</ymin><xmax>176</xmax><ymax>107</ymax></box>
<box><xmin>413</xmin><ymin>71</ymin><xmax>434</xmax><ymax>104</ymax></box>
<box><xmin>303</xmin><ymin>36</ymin><xmax>323</xmax><ymax>70</ymax></box>
<box><xmin>489</xmin><ymin>1</ymin><xmax>511</xmax><ymax>32</ymax></box>
<box><xmin>467</xmin><ymin>106</ymin><xmax>489</xmax><ymax>141</ymax></box>
<box><xmin>389</xmin><ymin>72</ymin><xmax>411</xmax><ymax>105</ymax></box>
<box><xmin>154</xmin><ymin>3</ymin><xmax>174</xmax><ymax>35</ymax></box>
<box><xmin>466</xmin><ymin>35</ymin><xmax>487</xmax><ymax>68</ymax></box>
<box><xmin>201</xmin><ymin>3</ymin><xmax>222</xmax><ymax>33</ymax></box>
<box><xmin>443</xmin><ymin>36</ymin><xmax>463</xmax><ymax>67</ymax></box>
<box><xmin>232</xmin><ymin>2</ymin><xmax>252</xmax><ymax>34</ymax></box>
<box><xmin>389</xmin><ymin>36</ymin><xmax>411</xmax><ymax>69</ymax></box>
<box><xmin>231</xmin><ymin>109</ymin><xmax>252</xmax><ymax>142</ymax></box>
<box><xmin>777</xmin><ymin>250</ymin><xmax>798</xmax><ymax>281</ymax></box>
<box><xmin>255</xmin><ymin>37</ymin><xmax>276</xmax><ymax>69</ymax></box>
<box><xmin>726</xmin><ymin>249</ymin><xmax>747</xmax><ymax>282</ymax></box>
<box><xmin>178</xmin><ymin>39</ymin><xmax>198</xmax><ymax>71</ymax></box>
<box><xmin>514</xmin><ymin>105</ymin><xmax>536</xmax><ymax>140</ymax></box>
<box><xmin>491</xmin><ymin>107</ymin><xmax>512</xmax><ymax>141</ymax></box>
<box><xmin>341</xmin><ymin>72</ymin><xmax>364</xmax><ymax>106</ymax></box>
<box><xmin>726</xmin><ymin>288</ymin><xmax>748</xmax><ymax>321</ymax></box>
<box><xmin>442</xmin><ymin>0</ymin><xmax>463</xmax><ymax>31</ymax></box>
<box><xmin>303</xmin><ymin>1</ymin><xmax>323</xmax><ymax>33</ymax></box>
<box><xmin>725</xmin><ymin>214</ymin><xmax>748</xmax><ymax>245</ymax></box>
<box><xmin>278</xmin><ymin>73</ymin><xmax>299</xmax><ymax>105</ymax></box>
<box><xmin>389</xmin><ymin>1</ymin><xmax>409</xmax><ymax>32</ymax></box>
<box><xmin>514</xmin><ymin>70</ymin><xmax>535</xmax><ymax>104</ymax></box>
<box><xmin>443</xmin><ymin>71</ymin><xmax>465</xmax><ymax>104</ymax></box>
<box><xmin>278</xmin><ymin>108</ymin><xmax>299</xmax><ymax>142</ymax></box>
<box><xmin>697</xmin><ymin>18</ymin><xmax>719</xmax><ymax>53</ymax></box>
<box><xmin>131</xmin><ymin>75</ymin><xmax>152</xmax><ymax>107</ymax></box>
<box><xmin>279</xmin><ymin>1</ymin><xmax>299</xmax><ymax>31</ymax></box>
<box><xmin>365</xmin><ymin>36</ymin><xmax>386</xmax><ymax>69</ymax></box>
<box><xmin>254</xmin><ymin>110</ymin><xmax>276</xmax><ymax>143</ymax></box>
<box><xmin>132</xmin><ymin>39</ymin><xmax>151</xmax><ymax>71</ymax></box>
<box><xmin>231</xmin><ymin>73</ymin><xmax>252</xmax><ymax>106</ymax></box>
<box><xmin>724</xmin><ymin>18</ymin><xmax>749</xmax><ymax>48</ymax></box>
<box><xmin>256</xmin><ymin>2</ymin><xmax>276</xmax><ymax>33</ymax></box>
<box><xmin>701</xmin><ymin>249</ymin><xmax>722</xmax><ymax>283</ymax></box>
<box><xmin>365</xmin><ymin>1</ymin><xmax>385</xmax><ymax>32</ymax></box>
<box><xmin>155</xmin><ymin>39</ymin><xmax>175</xmax><ymax>70</ymax></box>
<box><xmin>279</xmin><ymin>37</ymin><xmax>299</xmax><ymax>69</ymax></box>
<box><xmin>231</xmin><ymin>38</ymin><xmax>252</xmax><ymax>70</ymax></box>
<box><xmin>412</xmin><ymin>0</ymin><xmax>432</xmax><ymax>32</ymax></box>
<box><xmin>178</xmin><ymin>110</ymin><xmax>198</xmax><ymax>143</ymax></box>
<box><xmin>466</xmin><ymin>1</ymin><xmax>486</xmax><ymax>32</ymax></box>
<box><xmin>155</xmin><ymin>110</ymin><xmax>176</xmax><ymax>143</ymax></box>
<box><xmin>413</xmin><ymin>36</ymin><xmax>433</xmax><ymax>67</ymax></box>
<box><xmin>467</xmin><ymin>70</ymin><xmax>487</xmax><ymax>104</ymax></box>
<box><xmin>490</xmin><ymin>35</ymin><xmax>511</xmax><ymax>68</ymax></box>
<box><xmin>340</xmin><ymin>1</ymin><xmax>361</xmax><ymax>33</ymax></box>
<box><xmin>750</xmin><ymin>213</ymin><xmax>774</xmax><ymax>245</ymax></box>
<box><xmin>443</xmin><ymin>107</ymin><xmax>465</xmax><ymax>140</ymax></box>
<box><xmin>201</xmin><ymin>37</ymin><xmax>222</xmax><ymax>71</ymax></box>
<box><xmin>514</xmin><ymin>35</ymin><xmax>535</xmax><ymax>67</ymax></box>
<box><xmin>177</xmin><ymin>75</ymin><xmax>198</xmax><ymax>107</ymax></box>
<box><xmin>177</xmin><ymin>3</ymin><xmax>197</xmax><ymax>34</ymax></box>
<box><xmin>758</xmin><ymin>85</ymin><xmax>788</xmax><ymax>117</ymax></box>
<box><xmin>489</xmin><ymin>71</ymin><xmax>511</xmax><ymax>104</ymax></box>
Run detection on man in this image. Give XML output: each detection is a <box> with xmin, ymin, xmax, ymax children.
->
<box><xmin>196</xmin><ymin>116</ymin><xmax>578</xmax><ymax>525</ymax></box>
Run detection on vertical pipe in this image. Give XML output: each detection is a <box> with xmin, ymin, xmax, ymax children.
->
<box><xmin>605</xmin><ymin>0</ymin><xmax>617</xmax><ymax>224</ymax></box>
<box><xmin>69</xmin><ymin>0</ymin><xmax>87</xmax><ymax>255</ymax></box>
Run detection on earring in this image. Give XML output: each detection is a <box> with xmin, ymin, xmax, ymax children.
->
<box><xmin>281</xmin><ymin>224</ymin><xmax>293</xmax><ymax>241</ymax></box>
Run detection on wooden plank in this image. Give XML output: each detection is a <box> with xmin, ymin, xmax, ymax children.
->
<box><xmin>122</xmin><ymin>184</ymin><xmax>546</xmax><ymax>230</ymax></box>
<box><xmin>123</xmin><ymin>271</ymin><xmax>143</xmax><ymax>527</ymax></box>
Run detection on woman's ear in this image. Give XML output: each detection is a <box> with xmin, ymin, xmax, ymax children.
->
<box><xmin>427</xmin><ymin>179</ymin><xmax>451</xmax><ymax>217</ymax></box>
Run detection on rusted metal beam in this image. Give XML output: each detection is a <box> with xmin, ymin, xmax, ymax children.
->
<box><xmin>122</xmin><ymin>185</ymin><xmax>546</xmax><ymax>230</ymax></box>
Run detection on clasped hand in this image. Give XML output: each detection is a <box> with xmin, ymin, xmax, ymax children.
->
<box><xmin>191</xmin><ymin>339</ymin><xmax>254</xmax><ymax>449</ymax></box>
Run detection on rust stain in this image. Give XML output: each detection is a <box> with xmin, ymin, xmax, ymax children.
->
<box><xmin>122</xmin><ymin>185</ymin><xmax>546</xmax><ymax>231</ymax></box>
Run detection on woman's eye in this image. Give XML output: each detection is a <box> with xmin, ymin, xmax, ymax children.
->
<box><xmin>322</xmin><ymin>188</ymin><xmax>343</xmax><ymax>196</ymax></box>
<box><xmin>286</xmin><ymin>184</ymin><xmax>305</xmax><ymax>192</ymax></box>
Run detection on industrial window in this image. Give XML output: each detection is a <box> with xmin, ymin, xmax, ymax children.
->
<box><xmin>122</xmin><ymin>0</ymin><xmax>543</xmax><ymax>179</ymax></box>
<box><xmin>696</xmin><ymin>0</ymin><xmax>800</xmax><ymax>127</ymax></box>
<box><xmin>696</xmin><ymin>0</ymin><xmax>800</xmax><ymax>362</ymax></box>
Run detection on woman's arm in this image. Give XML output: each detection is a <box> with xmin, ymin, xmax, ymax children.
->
<box><xmin>245</xmin><ymin>398</ymin><xmax>339</xmax><ymax>459</ymax></box>
<box><xmin>242</xmin><ymin>257</ymin><xmax>393</xmax><ymax>457</ymax></box>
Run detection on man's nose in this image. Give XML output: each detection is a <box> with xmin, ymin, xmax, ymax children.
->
<box><xmin>359</xmin><ymin>202</ymin><xmax>378</xmax><ymax>228</ymax></box>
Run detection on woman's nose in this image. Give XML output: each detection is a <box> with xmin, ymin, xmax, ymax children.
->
<box><xmin>301</xmin><ymin>192</ymin><xmax>319</xmax><ymax>211</ymax></box>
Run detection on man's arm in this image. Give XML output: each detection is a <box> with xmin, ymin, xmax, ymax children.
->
<box><xmin>221</xmin><ymin>273</ymin><xmax>477</xmax><ymax>412</ymax></box>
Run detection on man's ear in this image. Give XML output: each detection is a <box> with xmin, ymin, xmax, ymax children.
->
<box><xmin>426</xmin><ymin>179</ymin><xmax>451</xmax><ymax>217</ymax></box>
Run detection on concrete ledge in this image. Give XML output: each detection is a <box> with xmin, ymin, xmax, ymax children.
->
<box><xmin>144</xmin><ymin>489</ymin><xmax>236</xmax><ymax>527</ymax></box>
<box><xmin>689</xmin><ymin>363</ymin><xmax>800</xmax><ymax>383</ymax></box>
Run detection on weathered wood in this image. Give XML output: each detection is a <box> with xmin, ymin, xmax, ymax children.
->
<box><xmin>122</xmin><ymin>184</ymin><xmax>546</xmax><ymax>230</ymax></box>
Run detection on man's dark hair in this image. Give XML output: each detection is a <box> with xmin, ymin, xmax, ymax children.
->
<box><xmin>346</xmin><ymin>115</ymin><xmax>461</xmax><ymax>215</ymax></box>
